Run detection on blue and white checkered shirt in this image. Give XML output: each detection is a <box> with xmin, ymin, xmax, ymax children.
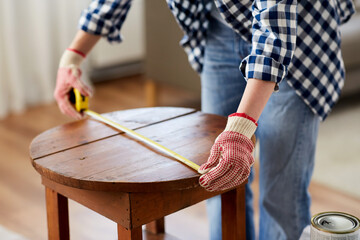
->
<box><xmin>79</xmin><ymin>0</ymin><xmax>355</xmax><ymax>120</ymax></box>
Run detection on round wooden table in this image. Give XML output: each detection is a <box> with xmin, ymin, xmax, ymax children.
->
<box><xmin>30</xmin><ymin>107</ymin><xmax>247</xmax><ymax>240</ymax></box>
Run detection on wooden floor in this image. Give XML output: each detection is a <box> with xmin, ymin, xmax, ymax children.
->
<box><xmin>0</xmin><ymin>76</ymin><xmax>359</xmax><ymax>240</ymax></box>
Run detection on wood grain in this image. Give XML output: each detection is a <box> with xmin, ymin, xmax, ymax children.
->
<box><xmin>128</xmin><ymin>186</ymin><xmax>230</xmax><ymax>229</ymax></box>
<box><xmin>42</xmin><ymin>176</ymin><xmax>230</xmax><ymax>230</ymax></box>
<box><xmin>118</xmin><ymin>224</ymin><xmax>142</xmax><ymax>240</ymax></box>
<box><xmin>45</xmin><ymin>187</ymin><xmax>69</xmax><ymax>240</ymax></box>
<box><xmin>30</xmin><ymin>107</ymin><xmax>196</xmax><ymax>160</ymax></box>
<box><xmin>221</xmin><ymin>187</ymin><xmax>246</xmax><ymax>240</ymax></box>
<box><xmin>31</xmin><ymin>110</ymin><xmax>227</xmax><ymax>192</ymax></box>
<box><xmin>43</xmin><ymin>177</ymin><xmax>131</xmax><ymax>228</ymax></box>
<box><xmin>146</xmin><ymin>219</ymin><xmax>165</xmax><ymax>234</ymax></box>
<box><xmin>36</xmin><ymin>105</ymin><xmax>247</xmax><ymax>239</ymax></box>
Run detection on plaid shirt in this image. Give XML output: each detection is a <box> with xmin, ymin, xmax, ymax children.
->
<box><xmin>79</xmin><ymin>0</ymin><xmax>355</xmax><ymax>120</ymax></box>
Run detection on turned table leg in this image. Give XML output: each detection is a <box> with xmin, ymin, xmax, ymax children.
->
<box><xmin>221</xmin><ymin>186</ymin><xmax>246</xmax><ymax>240</ymax></box>
<box><xmin>45</xmin><ymin>187</ymin><xmax>70</xmax><ymax>240</ymax></box>
<box><xmin>118</xmin><ymin>224</ymin><xmax>142</xmax><ymax>240</ymax></box>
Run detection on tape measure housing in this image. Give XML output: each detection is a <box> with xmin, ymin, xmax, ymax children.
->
<box><xmin>73</xmin><ymin>88</ymin><xmax>89</xmax><ymax>112</ymax></box>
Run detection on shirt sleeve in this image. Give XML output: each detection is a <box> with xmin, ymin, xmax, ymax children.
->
<box><xmin>78</xmin><ymin>0</ymin><xmax>133</xmax><ymax>43</ymax></box>
<box><xmin>239</xmin><ymin>0</ymin><xmax>298</xmax><ymax>86</ymax></box>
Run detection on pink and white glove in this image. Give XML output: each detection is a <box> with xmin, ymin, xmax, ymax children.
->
<box><xmin>198</xmin><ymin>113</ymin><xmax>257</xmax><ymax>192</ymax></box>
<box><xmin>54</xmin><ymin>48</ymin><xmax>93</xmax><ymax>120</ymax></box>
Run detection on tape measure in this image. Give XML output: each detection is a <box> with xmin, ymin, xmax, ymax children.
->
<box><xmin>70</xmin><ymin>89</ymin><xmax>200</xmax><ymax>172</ymax></box>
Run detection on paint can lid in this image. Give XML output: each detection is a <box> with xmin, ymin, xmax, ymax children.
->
<box><xmin>311</xmin><ymin>212</ymin><xmax>360</xmax><ymax>234</ymax></box>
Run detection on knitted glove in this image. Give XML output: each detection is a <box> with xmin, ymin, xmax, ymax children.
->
<box><xmin>54</xmin><ymin>49</ymin><xmax>93</xmax><ymax>119</ymax></box>
<box><xmin>198</xmin><ymin>113</ymin><xmax>257</xmax><ymax>192</ymax></box>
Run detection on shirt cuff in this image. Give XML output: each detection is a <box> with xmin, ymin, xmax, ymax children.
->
<box><xmin>78</xmin><ymin>11</ymin><xmax>123</xmax><ymax>43</ymax></box>
<box><xmin>240</xmin><ymin>55</ymin><xmax>287</xmax><ymax>85</ymax></box>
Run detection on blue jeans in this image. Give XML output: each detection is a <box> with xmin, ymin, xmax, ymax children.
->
<box><xmin>201</xmin><ymin>16</ymin><xmax>320</xmax><ymax>240</ymax></box>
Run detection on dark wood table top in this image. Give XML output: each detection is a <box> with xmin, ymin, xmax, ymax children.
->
<box><xmin>30</xmin><ymin>107</ymin><xmax>227</xmax><ymax>192</ymax></box>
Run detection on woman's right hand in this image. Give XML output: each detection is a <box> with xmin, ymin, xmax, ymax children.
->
<box><xmin>54</xmin><ymin>49</ymin><xmax>93</xmax><ymax>120</ymax></box>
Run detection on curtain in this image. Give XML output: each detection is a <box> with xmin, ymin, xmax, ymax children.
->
<box><xmin>0</xmin><ymin>0</ymin><xmax>90</xmax><ymax>118</ymax></box>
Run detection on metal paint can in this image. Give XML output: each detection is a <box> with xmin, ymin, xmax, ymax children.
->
<box><xmin>311</xmin><ymin>212</ymin><xmax>360</xmax><ymax>240</ymax></box>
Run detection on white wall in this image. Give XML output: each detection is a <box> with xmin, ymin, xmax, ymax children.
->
<box><xmin>0</xmin><ymin>0</ymin><xmax>90</xmax><ymax>118</ymax></box>
<box><xmin>0</xmin><ymin>0</ymin><xmax>146</xmax><ymax>118</ymax></box>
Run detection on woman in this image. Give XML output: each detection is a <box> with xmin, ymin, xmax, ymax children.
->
<box><xmin>54</xmin><ymin>0</ymin><xmax>355</xmax><ymax>239</ymax></box>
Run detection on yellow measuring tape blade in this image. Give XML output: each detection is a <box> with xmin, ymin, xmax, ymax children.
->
<box><xmin>84</xmin><ymin>109</ymin><xmax>200</xmax><ymax>171</ymax></box>
<box><xmin>72</xmin><ymin>89</ymin><xmax>199</xmax><ymax>171</ymax></box>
